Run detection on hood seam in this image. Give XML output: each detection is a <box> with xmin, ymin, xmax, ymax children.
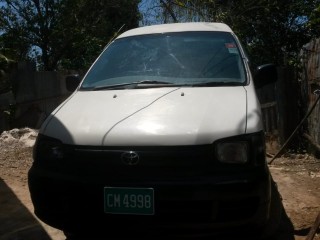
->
<box><xmin>101</xmin><ymin>87</ymin><xmax>181</xmax><ymax>145</ymax></box>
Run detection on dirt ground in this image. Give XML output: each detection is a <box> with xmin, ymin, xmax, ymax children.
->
<box><xmin>0</xmin><ymin>128</ymin><xmax>319</xmax><ymax>240</ymax></box>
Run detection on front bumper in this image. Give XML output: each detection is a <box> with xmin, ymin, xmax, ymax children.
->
<box><xmin>28</xmin><ymin>165</ymin><xmax>271</xmax><ymax>236</ymax></box>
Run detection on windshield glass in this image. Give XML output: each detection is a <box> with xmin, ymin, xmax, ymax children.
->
<box><xmin>81</xmin><ymin>31</ymin><xmax>246</xmax><ymax>89</ymax></box>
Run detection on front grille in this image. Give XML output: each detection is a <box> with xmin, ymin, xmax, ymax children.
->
<box><xmin>55</xmin><ymin>142</ymin><xmax>256</xmax><ymax>181</ymax></box>
<box><xmin>61</xmin><ymin>145</ymin><xmax>215</xmax><ymax>178</ymax></box>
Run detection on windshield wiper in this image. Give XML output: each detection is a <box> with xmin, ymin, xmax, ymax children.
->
<box><xmin>191</xmin><ymin>81</ymin><xmax>244</xmax><ymax>87</ymax></box>
<box><xmin>135</xmin><ymin>80</ymin><xmax>173</xmax><ymax>85</ymax></box>
<box><xmin>91</xmin><ymin>80</ymin><xmax>173</xmax><ymax>90</ymax></box>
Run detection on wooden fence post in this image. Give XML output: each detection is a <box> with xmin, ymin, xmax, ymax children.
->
<box><xmin>276</xmin><ymin>67</ymin><xmax>300</xmax><ymax>147</ymax></box>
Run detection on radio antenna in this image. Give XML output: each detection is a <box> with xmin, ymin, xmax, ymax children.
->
<box><xmin>105</xmin><ymin>24</ymin><xmax>126</xmax><ymax>48</ymax></box>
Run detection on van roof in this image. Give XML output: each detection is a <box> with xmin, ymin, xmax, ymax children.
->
<box><xmin>117</xmin><ymin>22</ymin><xmax>233</xmax><ymax>39</ymax></box>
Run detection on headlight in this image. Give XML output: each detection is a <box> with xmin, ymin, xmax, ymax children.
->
<box><xmin>216</xmin><ymin>141</ymin><xmax>249</xmax><ymax>164</ymax></box>
<box><xmin>33</xmin><ymin>134</ymin><xmax>64</xmax><ymax>164</ymax></box>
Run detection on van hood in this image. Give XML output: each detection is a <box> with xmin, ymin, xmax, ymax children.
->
<box><xmin>42</xmin><ymin>87</ymin><xmax>260</xmax><ymax>146</ymax></box>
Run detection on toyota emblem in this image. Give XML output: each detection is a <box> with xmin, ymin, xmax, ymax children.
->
<box><xmin>121</xmin><ymin>151</ymin><xmax>140</xmax><ymax>166</ymax></box>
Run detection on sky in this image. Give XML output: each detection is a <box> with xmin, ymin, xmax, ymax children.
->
<box><xmin>138</xmin><ymin>0</ymin><xmax>162</xmax><ymax>26</ymax></box>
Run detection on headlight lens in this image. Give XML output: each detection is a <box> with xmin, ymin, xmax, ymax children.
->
<box><xmin>216</xmin><ymin>141</ymin><xmax>248</xmax><ymax>164</ymax></box>
<box><xmin>33</xmin><ymin>134</ymin><xmax>64</xmax><ymax>164</ymax></box>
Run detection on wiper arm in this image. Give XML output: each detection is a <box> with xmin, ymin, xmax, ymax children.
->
<box><xmin>191</xmin><ymin>81</ymin><xmax>243</xmax><ymax>87</ymax></box>
<box><xmin>135</xmin><ymin>80</ymin><xmax>173</xmax><ymax>85</ymax></box>
<box><xmin>92</xmin><ymin>82</ymin><xmax>136</xmax><ymax>90</ymax></box>
<box><xmin>92</xmin><ymin>80</ymin><xmax>173</xmax><ymax>90</ymax></box>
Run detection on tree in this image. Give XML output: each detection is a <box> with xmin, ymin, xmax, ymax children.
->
<box><xmin>141</xmin><ymin>0</ymin><xmax>320</xmax><ymax>67</ymax></box>
<box><xmin>308</xmin><ymin>4</ymin><xmax>320</xmax><ymax>34</ymax></box>
<box><xmin>0</xmin><ymin>53</ymin><xmax>15</xmax><ymax>94</ymax></box>
<box><xmin>0</xmin><ymin>0</ymin><xmax>141</xmax><ymax>71</ymax></box>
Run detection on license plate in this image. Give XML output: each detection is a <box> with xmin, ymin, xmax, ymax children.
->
<box><xmin>104</xmin><ymin>187</ymin><xmax>154</xmax><ymax>215</ymax></box>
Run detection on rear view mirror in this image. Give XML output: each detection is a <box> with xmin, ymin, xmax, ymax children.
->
<box><xmin>254</xmin><ymin>64</ymin><xmax>277</xmax><ymax>89</ymax></box>
<box><xmin>66</xmin><ymin>75</ymin><xmax>81</xmax><ymax>92</ymax></box>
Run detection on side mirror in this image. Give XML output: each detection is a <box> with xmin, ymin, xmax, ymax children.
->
<box><xmin>254</xmin><ymin>64</ymin><xmax>277</xmax><ymax>89</ymax></box>
<box><xmin>65</xmin><ymin>75</ymin><xmax>81</xmax><ymax>92</ymax></box>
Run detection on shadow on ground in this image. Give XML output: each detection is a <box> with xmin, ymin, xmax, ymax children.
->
<box><xmin>0</xmin><ymin>178</ymin><xmax>52</xmax><ymax>240</ymax></box>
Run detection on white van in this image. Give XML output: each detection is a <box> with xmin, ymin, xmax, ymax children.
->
<box><xmin>29</xmin><ymin>22</ymin><xmax>280</xmax><ymax>238</ymax></box>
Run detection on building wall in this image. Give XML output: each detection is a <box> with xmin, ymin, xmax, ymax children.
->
<box><xmin>0</xmin><ymin>62</ymin><xmax>73</xmax><ymax>132</ymax></box>
<box><xmin>300</xmin><ymin>39</ymin><xmax>320</xmax><ymax>146</ymax></box>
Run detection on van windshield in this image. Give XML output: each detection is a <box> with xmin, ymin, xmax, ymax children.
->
<box><xmin>81</xmin><ymin>31</ymin><xmax>246</xmax><ymax>89</ymax></box>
